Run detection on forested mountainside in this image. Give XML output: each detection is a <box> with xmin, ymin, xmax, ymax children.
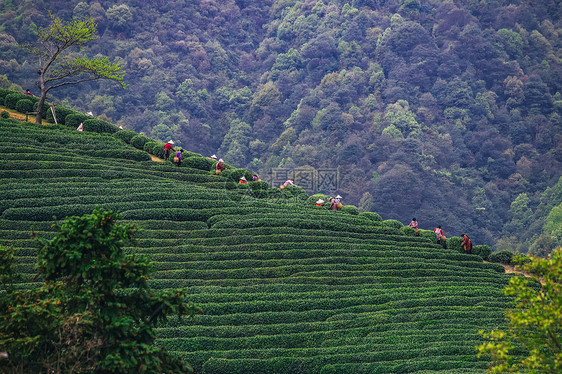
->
<box><xmin>1</xmin><ymin>0</ymin><xmax>561</xmax><ymax>255</ymax></box>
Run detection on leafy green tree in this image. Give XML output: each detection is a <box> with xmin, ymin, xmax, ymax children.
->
<box><xmin>358</xmin><ymin>191</ymin><xmax>375</xmax><ymax>213</ymax></box>
<box><xmin>23</xmin><ymin>13</ymin><xmax>126</xmax><ymax>124</ymax></box>
<box><xmin>106</xmin><ymin>5</ymin><xmax>133</xmax><ymax>31</ymax></box>
<box><xmin>218</xmin><ymin>118</ymin><xmax>253</xmax><ymax>165</ymax></box>
<box><xmin>478</xmin><ymin>248</ymin><xmax>562</xmax><ymax>373</ymax></box>
<box><xmin>383</xmin><ymin>100</ymin><xmax>420</xmax><ymax>137</ymax></box>
<box><xmin>0</xmin><ymin>209</ymin><xmax>201</xmax><ymax>373</ymax></box>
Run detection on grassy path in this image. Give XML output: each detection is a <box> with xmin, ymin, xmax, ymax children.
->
<box><xmin>0</xmin><ymin>105</ymin><xmax>53</xmax><ymax>124</ymax></box>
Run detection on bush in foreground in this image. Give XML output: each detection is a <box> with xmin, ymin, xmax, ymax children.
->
<box><xmin>0</xmin><ymin>209</ymin><xmax>201</xmax><ymax>373</ymax></box>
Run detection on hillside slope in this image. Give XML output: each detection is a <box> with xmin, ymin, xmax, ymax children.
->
<box><xmin>0</xmin><ymin>118</ymin><xmax>516</xmax><ymax>373</ymax></box>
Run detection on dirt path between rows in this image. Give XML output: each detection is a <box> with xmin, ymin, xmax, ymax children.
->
<box><xmin>149</xmin><ymin>154</ymin><xmax>165</xmax><ymax>162</ymax></box>
<box><xmin>501</xmin><ymin>264</ymin><xmax>544</xmax><ymax>285</ymax></box>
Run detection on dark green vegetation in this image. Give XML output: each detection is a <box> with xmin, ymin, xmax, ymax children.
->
<box><xmin>478</xmin><ymin>248</ymin><xmax>562</xmax><ymax>373</ymax></box>
<box><xmin>0</xmin><ymin>118</ymin><xmax>518</xmax><ymax>373</ymax></box>
<box><xmin>0</xmin><ymin>209</ymin><xmax>200</xmax><ymax>374</ymax></box>
<box><xmin>1</xmin><ymin>0</ymin><xmax>561</xmax><ymax>254</ymax></box>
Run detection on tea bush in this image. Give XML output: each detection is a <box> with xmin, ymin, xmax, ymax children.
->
<box><xmin>65</xmin><ymin>113</ymin><xmax>90</xmax><ymax>128</ymax></box>
<box><xmin>183</xmin><ymin>156</ymin><xmax>216</xmax><ymax>171</ymax></box>
<box><xmin>382</xmin><ymin>219</ymin><xmax>403</xmax><ymax>229</ymax></box>
<box><xmin>306</xmin><ymin>193</ymin><xmax>329</xmax><ymax>205</ymax></box>
<box><xmin>488</xmin><ymin>250</ymin><xmax>514</xmax><ymax>265</ymax></box>
<box><xmin>0</xmin><ymin>88</ymin><xmax>14</xmax><ymax>102</ymax></box>
<box><xmin>15</xmin><ymin>99</ymin><xmax>34</xmax><ymax>113</ymax></box>
<box><xmin>447</xmin><ymin>236</ymin><xmax>463</xmax><ymax>252</ymax></box>
<box><xmin>4</xmin><ymin>93</ymin><xmax>27</xmax><ymax>109</ymax></box>
<box><xmin>340</xmin><ymin>205</ymin><xmax>359</xmax><ymax>215</ymax></box>
<box><xmin>130</xmin><ymin>134</ymin><xmax>153</xmax><ymax>149</ymax></box>
<box><xmin>401</xmin><ymin>225</ymin><xmax>415</xmax><ymax>236</ymax></box>
<box><xmin>221</xmin><ymin>167</ymin><xmax>253</xmax><ymax>182</ymax></box>
<box><xmin>1</xmin><ymin>110</ymin><xmax>9</xmax><ymax>119</ymax></box>
<box><xmin>83</xmin><ymin>118</ymin><xmax>119</xmax><ymax>134</ymax></box>
<box><xmin>472</xmin><ymin>244</ymin><xmax>491</xmax><ymax>260</ymax></box>
<box><xmin>46</xmin><ymin>105</ymin><xmax>79</xmax><ymax>125</ymax></box>
<box><xmin>113</xmin><ymin>129</ymin><xmax>138</xmax><ymax>144</ymax></box>
<box><xmin>359</xmin><ymin>212</ymin><xmax>382</xmax><ymax>222</ymax></box>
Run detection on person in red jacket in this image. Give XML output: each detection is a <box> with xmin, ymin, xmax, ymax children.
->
<box><xmin>433</xmin><ymin>226</ymin><xmax>444</xmax><ymax>244</ymax></box>
<box><xmin>461</xmin><ymin>233</ymin><xmax>472</xmax><ymax>254</ymax></box>
<box><xmin>163</xmin><ymin>140</ymin><xmax>175</xmax><ymax>161</ymax></box>
<box><xmin>216</xmin><ymin>158</ymin><xmax>226</xmax><ymax>175</ymax></box>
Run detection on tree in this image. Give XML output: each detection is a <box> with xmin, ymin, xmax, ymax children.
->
<box><xmin>477</xmin><ymin>248</ymin><xmax>562</xmax><ymax>373</ymax></box>
<box><xmin>0</xmin><ymin>209</ymin><xmax>201</xmax><ymax>373</ymax></box>
<box><xmin>24</xmin><ymin>13</ymin><xmax>126</xmax><ymax>124</ymax></box>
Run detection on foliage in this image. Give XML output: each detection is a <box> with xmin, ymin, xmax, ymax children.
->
<box><xmin>0</xmin><ymin>209</ymin><xmax>201</xmax><ymax>373</ymax></box>
<box><xmin>4</xmin><ymin>93</ymin><xmax>26</xmax><ymax>109</ymax></box>
<box><xmin>46</xmin><ymin>105</ymin><xmax>80</xmax><ymax>126</ymax></box>
<box><xmin>82</xmin><ymin>118</ymin><xmax>119</xmax><ymax>134</ymax></box>
<box><xmin>3</xmin><ymin>1</ymin><xmax>561</xmax><ymax>250</ymax></box>
<box><xmin>489</xmin><ymin>250</ymin><xmax>515</xmax><ymax>265</ymax></box>
<box><xmin>382</xmin><ymin>219</ymin><xmax>403</xmax><ymax>230</ymax></box>
<box><xmin>183</xmin><ymin>156</ymin><xmax>216</xmax><ymax>172</ymax></box>
<box><xmin>113</xmin><ymin>129</ymin><xmax>138</xmax><ymax>144</ymax></box>
<box><xmin>22</xmin><ymin>12</ymin><xmax>126</xmax><ymax>124</ymax></box>
<box><xmin>65</xmin><ymin>113</ymin><xmax>90</xmax><ymax>128</ymax></box>
<box><xmin>359</xmin><ymin>211</ymin><xmax>383</xmax><ymax>222</ymax></box>
<box><xmin>478</xmin><ymin>248</ymin><xmax>562</xmax><ymax>373</ymax></box>
<box><xmin>447</xmin><ymin>236</ymin><xmax>463</xmax><ymax>253</ymax></box>
<box><xmin>341</xmin><ymin>205</ymin><xmax>359</xmax><ymax>215</ymax></box>
<box><xmin>0</xmin><ymin>110</ymin><xmax>9</xmax><ymax>119</ymax></box>
<box><xmin>15</xmin><ymin>99</ymin><xmax>33</xmax><ymax>113</ymax></box>
<box><xmin>130</xmin><ymin>134</ymin><xmax>152</xmax><ymax>150</ymax></box>
<box><xmin>473</xmin><ymin>245</ymin><xmax>492</xmax><ymax>261</ymax></box>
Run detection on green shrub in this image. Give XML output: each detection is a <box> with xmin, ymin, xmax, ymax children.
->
<box><xmin>151</xmin><ymin>143</ymin><xmax>166</xmax><ymax>159</ymax></box>
<box><xmin>419</xmin><ymin>229</ymin><xmax>437</xmax><ymax>242</ymax></box>
<box><xmin>113</xmin><ymin>129</ymin><xmax>138</xmax><ymax>144</ymax></box>
<box><xmin>65</xmin><ymin>113</ymin><xmax>90</xmax><ymax>128</ymax></box>
<box><xmin>221</xmin><ymin>168</ymin><xmax>253</xmax><ymax>182</ymax></box>
<box><xmin>4</xmin><ymin>93</ymin><xmax>27</xmax><ymax>109</ymax></box>
<box><xmin>340</xmin><ymin>205</ymin><xmax>359</xmax><ymax>215</ymax></box>
<box><xmin>90</xmin><ymin>149</ymin><xmax>151</xmax><ymax>161</ymax></box>
<box><xmin>143</xmin><ymin>141</ymin><xmax>158</xmax><ymax>153</ymax></box>
<box><xmin>1</xmin><ymin>110</ymin><xmax>9</xmax><ymax>119</ymax></box>
<box><xmin>447</xmin><ymin>236</ymin><xmax>463</xmax><ymax>253</ymax></box>
<box><xmin>130</xmin><ymin>134</ymin><xmax>152</xmax><ymax>150</ymax></box>
<box><xmin>359</xmin><ymin>212</ymin><xmax>382</xmax><ymax>222</ymax></box>
<box><xmin>46</xmin><ymin>105</ymin><xmax>80</xmax><ymax>125</ymax></box>
<box><xmin>0</xmin><ymin>88</ymin><xmax>14</xmax><ymax>102</ymax></box>
<box><xmin>489</xmin><ymin>250</ymin><xmax>514</xmax><ymax>265</ymax></box>
<box><xmin>382</xmin><ymin>219</ymin><xmax>403</xmax><ymax>229</ymax></box>
<box><xmin>248</xmin><ymin>181</ymin><xmax>270</xmax><ymax>190</ymax></box>
<box><xmin>83</xmin><ymin>119</ymin><xmax>119</xmax><ymax>134</ymax></box>
<box><xmin>15</xmin><ymin>99</ymin><xmax>34</xmax><ymax>114</ymax></box>
<box><xmin>306</xmin><ymin>193</ymin><xmax>329</xmax><ymax>205</ymax></box>
<box><xmin>401</xmin><ymin>225</ymin><xmax>415</xmax><ymax>236</ymax></box>
<box><xmin>473</xmin><ymin>245</ymin><xmax>491</xmax><ymax>260</ymax></box>
<box><xmin>183</xmin><ymin>156</ymin><xmax>216</xmax><ymax>171</ymax></box>
<box><xmin>280</xmin><ymin>184</ymin><xmax>307</xmax><ymax>199</ymax></box>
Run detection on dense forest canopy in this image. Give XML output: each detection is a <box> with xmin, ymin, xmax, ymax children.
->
<box><xmin>1</xmin><ymin>0</ymin><xmax>561</xmax><ymax>255</ymax></box>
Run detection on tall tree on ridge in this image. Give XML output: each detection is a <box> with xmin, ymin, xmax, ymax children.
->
<box><xmin>23</xmin><ymin>12</ymin><xmax>126</xmax><ymax>124</ymax></box>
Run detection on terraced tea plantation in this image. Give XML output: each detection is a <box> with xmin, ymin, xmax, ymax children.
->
<box><xmin>0</xmin><ymin>118</ymin><xmax>513</xmax><ymax>373</ymax></box>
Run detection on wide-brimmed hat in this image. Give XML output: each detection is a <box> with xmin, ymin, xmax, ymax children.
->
<box><xmin>210</xmin><ymin>154</ymin><xmax>217</xmax><ymax>159</ymax></box>
<box><xmin>219</xmin><ymin>158</ymin><xmax>223</xmax><ymax>162</ymax></box>
<box><xmin>168</xmin><ymin>140</ymin><xmax>175</xmax><ymax>144</ymax></box>
<box><xmin>240</xmin><ymin>176</ymin><xmax>247</xmax><ymax>181</ymax></box>
<box><xmin>316</xmin><ymin>199</ymin><xmax>325</xmax><ymax>204</ymax></box>
<box><xmin>336</xmin><ymin>195</ymin><xmax>342</xmax><ymax>199</ymax></box>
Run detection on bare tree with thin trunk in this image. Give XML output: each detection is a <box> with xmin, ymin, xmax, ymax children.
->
<box><xmin>23</xmin><ymin>12</ymin><xmax>126</xmax><ymax>124</ymax></box>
